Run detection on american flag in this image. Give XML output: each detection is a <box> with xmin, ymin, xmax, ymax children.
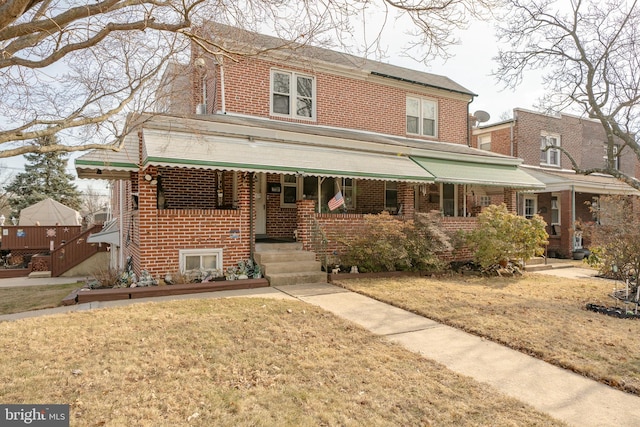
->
<box><xmin>328</xmin><ymin>191</ymin><xmax>345</xmax><ymax>211</ymax></box>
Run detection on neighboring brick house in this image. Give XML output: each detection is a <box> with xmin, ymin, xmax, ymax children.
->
<box><xmin>472</xmin><ymin>108</ymin><xmax>640</xmax><ymax>258</ymax></box>
<box><xmin>76</xmin><ymin>25</ymin><xmax>543</xmax><ymax>280</ymax></box>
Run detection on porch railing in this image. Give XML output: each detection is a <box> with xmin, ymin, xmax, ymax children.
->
<box><xmin>51</xmin><ymin>224</ymin><xmax>107</xmax><ymax>276</ymax></box>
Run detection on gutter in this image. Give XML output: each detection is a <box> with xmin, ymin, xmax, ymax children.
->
<box><xmin>369</xmin><ymin>71</ymin><xmax>477</xmax><ymax>97</ymax></box>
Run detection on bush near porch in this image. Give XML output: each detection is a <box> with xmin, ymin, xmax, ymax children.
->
<box><xmin>337</xmin><ymin>212</ymin><xmax>452</xmax><ymax>273</ymax></box>
<box><xmin>464</xmin><ymin>204</ymin><xmax>548</xmax><ymax>272</ymax></box>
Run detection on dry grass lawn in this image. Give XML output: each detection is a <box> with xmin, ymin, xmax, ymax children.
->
<box><xmin>0</xmin><ymin>298</ymin><xmax>564</xmax><ymax>426</ymax></box>
<box><xmin>336</xmin><ymin>272</ymin><xmax>640</xmax><ymax>395</ymax></box>
<box><xmin>0</xmin><ymin>283</ymin><xmax>80</xmax><ymax>315</ymax></box>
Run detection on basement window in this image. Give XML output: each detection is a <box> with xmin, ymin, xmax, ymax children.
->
<box><xmin>179</xmin><ymin>248</ymin><xmax>223</xmax><ymax>273</ymax></box>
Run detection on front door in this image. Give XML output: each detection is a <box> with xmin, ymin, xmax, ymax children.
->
<box><xmin>255</xmin><ymin>173</ymin><xmax>267</xmax><ymax>237</ymax></box>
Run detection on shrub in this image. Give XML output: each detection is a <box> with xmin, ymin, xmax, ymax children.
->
<box><xmin>583</xmin><ymin>195</ymin><xmax>640</xmax><ymax>284</ymax></box>
<box><xmin>465</xmin><ymin>204</ymin><xmax>548</xmax><ymax>270</ymax></box>
<box><xmin>339</xmin><ymin>211</ymin><xmax>451</xmax><ymax>273</ymax></box>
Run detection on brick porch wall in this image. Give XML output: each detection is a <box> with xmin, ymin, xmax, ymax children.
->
<box><xmin>297</xmin><ymin>199</ymin><xmax>477</xmax><ymax>266</ymax></box>
<box><xmin>136</xmin><ymin>167</ymin><xmax>252</xmax><ymax>278</ymax></box>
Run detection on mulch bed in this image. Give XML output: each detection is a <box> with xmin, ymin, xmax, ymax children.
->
<box><xmin>585</xmin><ymin>303</ymin><xmax>640</xmax><ymax>319</ymax></box>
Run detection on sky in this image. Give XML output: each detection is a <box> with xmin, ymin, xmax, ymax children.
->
<box><xmin>385</xmin><ymin>19</ymin><xmax>546</xmax><ymax>124</ymax></box>
<box><xmin>1</xmin><ymin>14</ymin><xmax>546</xmax><ymax>193</ymax></box>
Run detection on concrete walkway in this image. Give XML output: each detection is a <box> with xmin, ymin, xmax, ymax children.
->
<box><xmin>277</xmin><ymin>282</ymin><xmax>640</xmax><ymax>427</ymax></box>
<box><xmin>1</xmin><ymin>269</ymin><xmax>639</xmax><ymax>426</ymax></box>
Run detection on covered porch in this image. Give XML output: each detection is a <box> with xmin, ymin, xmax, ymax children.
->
<box><xmin>521</xmin><ymin>168</ymin><xmax>640</xmax><ymax>257</ymax></box>
<box><xmin>76</xmin><ymin>113</ymin><xmax>544</xmax><ymax>279</ymax></box>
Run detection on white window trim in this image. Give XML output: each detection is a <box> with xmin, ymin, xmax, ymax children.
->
<box><xmin>270</xmin><ymin>69</ymin><xmax>316</xmax><ymax>120</ymax></box>
<box><xmin>179</xmin><ymin>248</ymin><xmax>223</xmax><ymax>273</ymax></box>
<box><xmin>550</xmin><ymin>193</ymin><xmax>561</xmax><ymax>225</ymax></box>
<box><xmin>281</xmin><ymin>175</ymin><xmax>299</xmax><ymax>208</ymax></box>
<box><xmin>478</xmin><ymin>134</ymin><xmax>491</xmax><ymax>151</ymax></box>
<box><xmin>523</xmin><ymin>195</ymin><xmax>538</xmax><ymax>219</ymax></box>
<box><xmin>406</xmin><ymin>96</ymin><xmax>438</xmax><ymax>137</ymax></box>
<box><xmin>540</xmin><ymin>132</ymin><xmax>561</xmax><ymax>167</ymax></box>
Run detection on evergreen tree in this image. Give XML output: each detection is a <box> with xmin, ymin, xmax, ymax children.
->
<box><xmin>6</xmin><ymin>135</ymin><xmax>82</xmax><ymax>217</ymax></box>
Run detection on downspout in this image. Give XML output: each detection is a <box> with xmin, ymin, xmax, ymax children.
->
<box><xmin>249</xmin><ymin>172</ymin><xmax>255</xmax><ymax>261</ymax></box>
<box><xmin>571</xmin><ymin>185</ymin><xmax>576</xmax><ymax>252</ymax></box>
<box><xmin>119</xmin><ymin>180</ymin><xmax>125</xmax><ymax>270</ymax></box>
<box><xmin>216</xmin><ymin>54</ymin><xmax>226</xmax><ymax>114</ymax></box>
<box><xmin>467</xmin><ymin>98</ymin><xmax>473</xmax><ymax>146</ymax></box>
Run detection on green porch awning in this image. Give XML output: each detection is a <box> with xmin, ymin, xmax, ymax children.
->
<box><xmin>142</xmin><ymin>128</ymin><xmax>435</xmax><ymax>183</ymax></box>
<box><xmin>410</xmin><ymin>156</ymin><xmax>545</xmax><ymax>189</ymax></box>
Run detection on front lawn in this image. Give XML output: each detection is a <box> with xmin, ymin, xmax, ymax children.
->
<box><xmin>0</xmin><ymin>298</ymin><xmax>563</xmax><ymax>426</ymax></box>
<box><xmin>336</xmin><ymin>273</ymin><xmax>640</xmax><ymax>395</ymax></box>
<box><xmin>0</xmin><ymin>283</ymin><xmax>80</xmax><ymax>315</ymax></box>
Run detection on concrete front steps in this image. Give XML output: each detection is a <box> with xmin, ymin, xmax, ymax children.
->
<box><xmin>254</xmin><ymin>242</ymin><xmax>327</xmax><ymax>286</ymax></box>
<box><xmin>525</xmin><ymin>257</ymin><xmax>576</xmax><ymax>272</ymax></box>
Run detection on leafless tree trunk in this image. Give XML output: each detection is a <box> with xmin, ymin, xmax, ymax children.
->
<box><xmin>495</xmin><ymin>0</ymin><xmax>640</xmax><ymax>189</ymax></box>
<box><xmin>0</xmin><ymin>0</ymin><xmax>497</xmax><ymax>158</ymax></box>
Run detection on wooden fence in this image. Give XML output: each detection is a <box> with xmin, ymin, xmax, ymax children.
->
<box><xmin>0</xmin><ymin>225</ymin><xmax>82</xmax><ymax>251</ymax></box>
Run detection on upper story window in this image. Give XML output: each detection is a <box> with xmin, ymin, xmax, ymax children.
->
<box><xmin>406</xmin><ymin>97</ymin><xmax>437</xmax><ymax>137</ymax></box>
<box><xmin>603</xmin><ymin>144</ymin><xmax>619</xmax><ymax>170</ymax></box>
<box><xmin>478</xmin><ymin>134</ymin><xmax>491</xmax><ymax>151</ymax></box>
<box><xmin>271</xmin><ymin>70</ymin><xmax>315</xmax><ymax>120</ymax></box>
<box><xmin>540</xmin><ymin>132</ymin><xmax>561</xmax><ymax>167</ymax></box>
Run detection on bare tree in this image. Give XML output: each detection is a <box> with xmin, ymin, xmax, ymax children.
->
<box><xmin>0</xmin><ymin>163</ymin><xmax>14</xmax><ymax>218</ymax></box>
<box><xmin>0</xmin><ymin>0</ymin><xmax>497</xmax><ymax>159</ymax></box>
<box><xmin>495</xmin><ymin>0</ymin><xmax>640</xmax><ymax>189</ymax></box>
<box><xmin>80</xmin><ymin>184</ymin><xmax>110</xmax><ymax>217</ymax></box>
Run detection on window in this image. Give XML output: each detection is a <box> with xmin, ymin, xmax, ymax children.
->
<box><xmin>550</xmin><ymin>194</ymin><xmax>560</xmax><ymax>225</ymax></box>
<box><xmin>441</xmin><ymin>183</ymin><xmax>457</xmax><ymax>216</ymax></box>
<box><xmin>342</xmin><ymin>178</ymin><xmax>355</xmax><ymax>209</ymax></box>
<box><xmin>179</xmin><ymin>248</ymin><xmax>223</xmax><ymax>273</ymax></box>
<box><xmin>540</xmin><ymin>133</ymin><xmax>561</xmax><ymax>166</ymax></box>
<box><xmin>385</xmin><ymin>182</ymin><xmax>398</xmax><ymax>212</ymax></box>
<box><xmin>282</xmin><ymin>175</ymin><xmax>298</xmax><ymax>207</ymax></box>
<box><xmin>282</xmin><ymin>176</ymin><xmax>356</xmax><ymax>210</ymax></box>
<box><xmin>406</xmin><ymin>97</ymin><xmax>437</xmax><ymax>137</ymax></box>
<box><xmin>479</xmin><ymin>195</ymin><xmax>491</xmax><ymax>206</ymax></box>
<box><xmin>478</xmin><ymin>135</ymin><xmax>491</xmax><ymax>151</ymax></box>
<box><xmin>523</xmin><ymin>195</ymin><xmax>537</xmax><ymax>219</ymax></box>
<box><xmin>271</xmin><ymin>70</ymin><xmax>315</xmax><ymax>119</ymax></box>
<box><xmin>603</xmin><ymin>144</ymin><xmax>619</xmax><ymax>170</ymax></box>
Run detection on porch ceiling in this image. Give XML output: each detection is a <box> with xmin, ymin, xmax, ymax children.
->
<box><xmin>522</xmin><ymin>168</ymin><xmax>640</xmax><ymax>195</ymax></box>
<box><xmin>410</xmin><ymin>157</ymin><xmax>546</xmax><ymax>189</ymax></box>
<box><xmin>141</xmin><ymin>128</ymin><xmax>435</xmax><ymax>183</ymax></box>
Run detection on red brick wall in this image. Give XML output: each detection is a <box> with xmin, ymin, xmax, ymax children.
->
<box><xmin>440</xmin><ymin>217</ymin><xmax>479</xmax><ymax>260</ymax></box>
<box><xmin>198</xmin><ymin>54</ymin><xmax>470</xmax><ymax>145</ymax></box>
<box><xmin>135</xmin><ymin>167</ymin><xmax>253</xmax><ymax>278</ymax></box>
<box><xmin>472</xmin><ymin>126</ymin><xmax>512</xmax><ymax>157</ymax></box>
<box><xmin>297</xmin><ymin>199</ymin><xmax>478</xmax><ymax>265</ymax></box>
<box><xmin>158</xmin><ymin>167</ymin><xmax>218</xmax><ymax>209</ymax></box>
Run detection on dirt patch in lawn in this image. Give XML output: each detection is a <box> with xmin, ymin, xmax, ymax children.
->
<box><xmin>0</xmin><ymin>298</ymin><xmax>564</xmax><ymax>426</ymax></box>
<box><xmin>336</xmin><ymin>273</ymin><xmax>640</xmax><ymax>395</ymax></box>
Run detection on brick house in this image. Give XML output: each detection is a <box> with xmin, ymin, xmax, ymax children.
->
<box><xmin>76</xmin><ymin>25</ymin><xmax>543</xmax><ymax>283</ymax></box>
<box><xmin>472</xmin><ymin>108</ymin><xmax>640</xmax><ymax>258</ymax></box>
